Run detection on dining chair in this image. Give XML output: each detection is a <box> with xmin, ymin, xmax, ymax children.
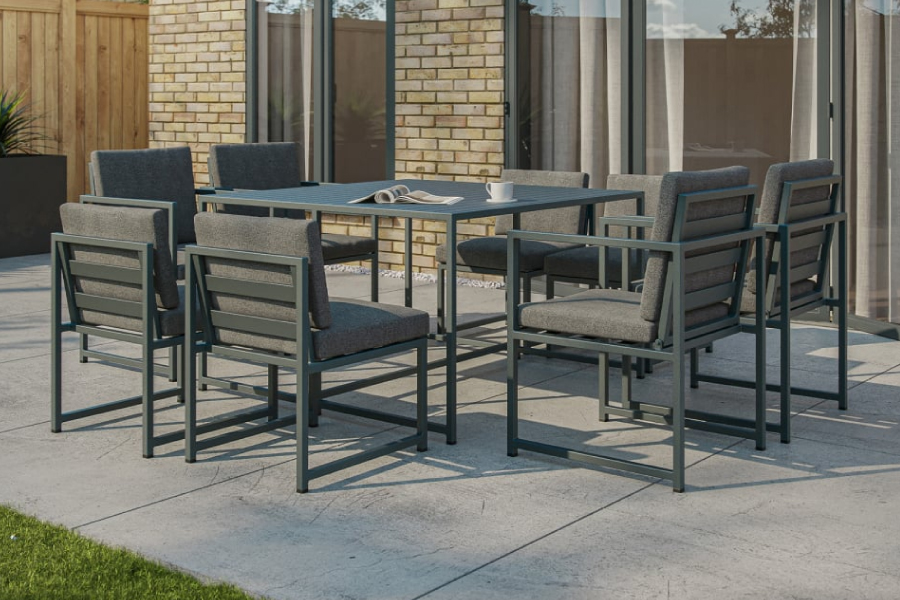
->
<box><xmin>691</xmin><ymin>159</ymin><xmax>846</xmax><ymax>443</ymax></box>
<box><xmin>434</xmin><ymin>168</ymin><xmax>589</xmax><ymax>333</ymax></box>
<box><xmin>184</xmin><ymin>213</ymin><xmax>429</xmax><ymax>492</ymax></box>
<box><xmin>507</xmin><ymin>166</ymin><xmax>766</xmax><ymax>492</ymax></box>
<box><xmin>82</xmin><ymin>147</ymin><xmax>209</xmax><ymax>376</ymax></box>
<box><xmin>51</xmin><ymin>203</ymin><xmax>187</xmax><ymax>458</ymax></box>
<box><xmin>543</xmin><ymin>174</ymin><xmax>663</xmax><ymax>297</ymax></box>
<box><xmin>208</xmin><ymin>142</ymin><xmax>380</xmax><ymax>301</ymax></box>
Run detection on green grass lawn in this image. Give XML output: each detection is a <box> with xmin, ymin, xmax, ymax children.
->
<box><xmin>0</xmin><ymin>505</ymin><xmax>259</xmax><ymax>599</ymax></box>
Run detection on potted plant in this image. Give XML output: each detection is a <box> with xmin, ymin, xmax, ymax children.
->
<box><xmin>0</xmin><ymin>90</ymin><xmax>66</xmax><ymax>258</ymax></box>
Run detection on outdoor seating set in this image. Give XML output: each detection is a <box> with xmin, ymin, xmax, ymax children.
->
<box><xmin>49</xmin><ymin>143</ymin><xmax>848</xmax><ymax>493</ymax></box>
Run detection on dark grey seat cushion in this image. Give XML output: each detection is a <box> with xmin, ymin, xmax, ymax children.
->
<box><xmin>740</xmin><ymin>278</ymin><xmax>817</xmax><ymax>314</ymax></box>
<box><xmin>436</xmin><ymin>237</ymin><xmax>578</xmax><ymax>272</ymax></box>
<box><xmin>321</xmin><ymin>233</ymin><xmax>379</xmax><ymax>261</ymax></box>
<box><xmin>520</xmin><ymin>288</ymin><xmax>729</xmax><ymax>345</ymax></box>
<box><xmin>91</xmin><ymin>147</ymin><xmax>198</xmax><ymax>244</ymax></box>
<box><xmin>82</xmin><ymin>285</ymin><xmax>187</xmax><ymax>337</ymax></box>
<box><xmin>60</xmin><ymin>203</ymin><xmax>181</xmax><ymax>310</ymax></box>
<box><xmin>543</xmin><ymin>246</ymin><xmax>638</xmax><ymax>285</ymax></box>
<box><xmin>313</xmin><ymin>298</ymin><xmax>429</xmax><ymax>360</ymax></box>
<box><xmin>216</xmin><ymin>298</ymin><xmax>429</xmax><ymax>361</ymax></box>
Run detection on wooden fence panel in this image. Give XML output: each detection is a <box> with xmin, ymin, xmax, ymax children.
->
<box><xmin>0</xmin><ymin>0</ymin><xmax>147</xmax><ymax>200</ymax></box>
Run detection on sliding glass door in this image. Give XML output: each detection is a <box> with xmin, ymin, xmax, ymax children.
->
<box><xmin>251</xmin><ymin>0</ymin><xmax>392</xmax><ymax>182</ymax></box>
<box><xmin>644</xmin><ymin>0</ymin><xmax>823</xmax><ymax>191</ymax></box>
<box><xmin>511</xmin><ymin>0</ymin><xmax>623</xmax><ymax>187</ymax></box>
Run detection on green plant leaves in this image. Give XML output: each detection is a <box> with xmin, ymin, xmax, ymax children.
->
<box><xmin>0</xmin><ymin>90</ymin><xmax>47</xmax><ymax>157</ymax></box>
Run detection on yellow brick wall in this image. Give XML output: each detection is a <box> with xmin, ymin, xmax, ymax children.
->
<box><xmin>148</xmin><ymin>0</ymin><xmax>246</xmax><ymax>185</ymax></box>
<box><xmin>390</xmin><ymin>0</ymin><xmax>505</xmax><ymax>276</ymax></box>
<box><xmin>147</xmin><ymin>0</ymin><xmax>505</xmax><ymax>277</ymax></box>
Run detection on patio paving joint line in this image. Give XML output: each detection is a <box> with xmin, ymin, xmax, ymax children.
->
<box><xmin>408</xmin><ymin>480</ymin><xmax>660</xmax><ymax>600</ymax></box>
<box><xmin>70</xmin><ymin>458</ymin><xmax>297</xmax><ymax>532</ymax></box>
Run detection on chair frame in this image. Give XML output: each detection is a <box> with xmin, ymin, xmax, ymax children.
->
<box><xmin>507</xmin><ymin>185</ymin><xmax>767</xmax><ymax>492</ymax></box>
<box><xmin>183</xmin><ymin>245</ymin><xmax>428</xmax><ymax>493</ymax></box>
<box><xmin>206</xmin><ymin>150</ymin><xmax>381</xmax><ymax>302</ymax></box>
<box><xmin>51</xmin><ymin>233</ymin><xmax>185</xmax><ymax>458</ymax></box>
<box><xmin>691</xmin><ymin>174</ymin><xmax>847</xmax><ymax>443</ymax></box>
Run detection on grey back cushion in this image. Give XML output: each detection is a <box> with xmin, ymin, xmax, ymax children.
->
<box><xmin>194</xmin><ymin>212</ymin><xmax>332</xmax><ymax>330</ymax></box>
<box><xmin>60</xmin><ymin>203</ymin><xmax>181</xmax><ymax>310</ymax></box>
<box><xmin>208</xmin><ymin>142</ymin><xmax>303</xmax><ymax>191</ymax></box>
<box><xmin>494</xmin><ymin>169</ymin><xmax>589</xmax><ymax>236</ymax></box>
<box><xmin>603</xmin><ymin>174</ymin><xmax>663</xmax><ymax>237</ymax></box>
<box><xmin>640</xmin><ymin>166</ymin><xmax>751</xmax><ymax>323</ymax></box>
<box><xmin>747</xmin><ymin>158</ymin><xmax>835</xmax><ymax>290</ymax></box>
<box><xmin>90</xmin><ymin>147</ymin><xmax>197</xmax><ymax>245</ymax></box>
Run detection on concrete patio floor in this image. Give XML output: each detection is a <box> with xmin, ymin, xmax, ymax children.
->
<box><xmin>1</xmin><ymin>252</ymin><xmax>899</xmax><ymax>599</ymax></box>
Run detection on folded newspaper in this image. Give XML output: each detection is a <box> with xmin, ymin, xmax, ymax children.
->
<box><xmin>348</xmin><ymin>184</ymin><xmax>462</xmax><ymax>205</ymax></box>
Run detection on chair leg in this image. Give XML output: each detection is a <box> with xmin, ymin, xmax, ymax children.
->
<box><xmin>309</xmin><ymin>372</ymin><xmax>321</xmax><ymax>428</ymax></box>
<box><xmin>672</xmin><ymin>349</ymin><xmax>686</xmax><ymax>493</ymax></box>
<box><xmin>142</xmin><ymin>340</ymin><xmax>155</xmax><ymax>459</ymax></box>
<box><xmin>779</xmin><ymin>315</ymin><xmax>791</xmax><ymax>444</ymax></box>
<box><xmin>436</xmin><ymin>264</ymin><xmax>445</xmax><ymax>337</ymax></box>
<box><xmin>837</xmin><ymin>297</ymin><xmax>848</xmax><ymax>411</ymax></box>
<box><xmin>598</xmin><ymin>352</ymin><xmax>610</xmax><ymax>422</ymax></box>
<box><xmin>297</xmin><ymin>362</ymin><xmax>310</xmax><ymax>494</ymax></box>
<box><xmin>370</xmin><ymin>254</ymin><xmax>379</xmax><ymax>303</ymax></box>
<box><xmin>185</xmin><ymin>340</ymin><xmax>198</xmax><ymax>463</ymax></box>
<box><xmin>507</xmin><ymin>336</ymin><xmax>520</xmax><ymax>457</ymax></box>
<box><xmin>176</xmin><ymin>345</ymin><xmax>185</xmax><ymax>403</ymax></box>
<box><xmin>79</xmin><ymin>333</ymin><xmax>89</xmax><ymax>363</ymax></box>
<box><xmin>689</xmin><ymin>348</ymin><xmax>699</xmax><ymax>389</ymax></box>
<box><xmin>416</xmin><ymin>343</ymin><xmax>428</xmax><ymax>452</ymax></box>
<box><xmin>267</xmin><ymin>364</ymin><xmax>279</xmax><ymax>421</ymax></box>
<box><xmin>620</xmin><ymin>353</ymin><xmax>633</xmax><ymax>406</ymax></box>
<box><xmin>754</xmin><ymin>313</ymin><xmax>767</xmax><ymax>451</ymax></box>
<box><xmin>51</xmin><ymin>325</ymin><xmax>63</xmax><ymax>434</ymax></box>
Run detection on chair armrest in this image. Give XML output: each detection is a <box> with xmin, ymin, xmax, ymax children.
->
<box><xmin>79</xmin><ymin>195</ymin><xmax>178</xmax><ymax>262</ymax></box>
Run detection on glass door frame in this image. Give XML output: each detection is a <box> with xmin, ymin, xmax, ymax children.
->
<box><xmin>246</xmin><ymin>0</ymin><xmax>395</xmax><ymax>182</ymax></box>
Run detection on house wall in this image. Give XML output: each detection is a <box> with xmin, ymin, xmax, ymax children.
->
<box><xmin>148</xmin><ymin>0</ymin><xmax>246</xmax><ymax>185</ymax></box>
<box><xmin>147</xmin><ymin>0</ymin><xmax>506</xmax><ymax>276</ymax></box>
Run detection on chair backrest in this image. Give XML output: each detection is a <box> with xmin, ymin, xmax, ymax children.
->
<box><xmin>90</xmin><ymin>147</ymin><xmax>197</xmax><ymax>244</ymax></box>
<box><xmin>749</xmin><ymin>159</ymin><xmax>840</xmax><ymax>315</ymax></box>
<box><xmin>494</xmin><ymin>169</ymin><xmax>590</xmax><ymax>235</ymax></box>
<box><xmin>603</xmin><ymin>174</ymin><xmax>663</xmax><ymax>236</ymax></box>
<box><xmin>639</xmin><ymin>167</ymin><xmax>756</xmax><ymax>342</ymax></box>
<box><xmin>58</xmin><ymin>203</ymin><xmax>180</xmax><ymax>334</ymax></box>
<box><xmin>208</xmin><ymin>142</ymin><xmax>303</xmax><ymax>191</ymax></box>
<box><xmin>192</xmin><ymin>213</ymin><xmax>331</xmax><ymax>355</ymax></box>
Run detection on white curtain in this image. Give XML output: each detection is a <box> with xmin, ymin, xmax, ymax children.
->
<box><xmin>847</xmin><ymin>2</ymin><xmax>900</xmax><ymax>322</ymax></box>
<box><xmin>528</xmin><ymin>1</ymin><xmax>621</xmax><ymax>186</ymax></box>
<box><xmin>789</xmin><ymin>0</ymin><xmax>819</xmax><ymax>160</ymax></box>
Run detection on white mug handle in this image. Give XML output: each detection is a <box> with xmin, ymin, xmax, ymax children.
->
<box><xmin>485</xmin><ymin>182</ymin><xmax>493</xmax><ymax>195</ymax></box>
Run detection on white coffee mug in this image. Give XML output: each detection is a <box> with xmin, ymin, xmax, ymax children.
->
<box><xmin>485</xmin><ymin>181</ymin><xmax>514</xmax><ymax>202</ymax></box>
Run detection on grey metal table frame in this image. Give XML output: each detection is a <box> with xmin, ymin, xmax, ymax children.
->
<box><xmin>201</xmin><ymin>179</ymin><xmax>643</xmax><ymax>444</ymax></box>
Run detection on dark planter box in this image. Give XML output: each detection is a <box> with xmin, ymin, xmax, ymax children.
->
<box><xmin>0</xmin><ymin>154</ymin><xmax>66</xmax><ymax>258</ymax></box>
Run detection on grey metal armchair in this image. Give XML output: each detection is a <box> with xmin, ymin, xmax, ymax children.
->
<box><xmin>543</xmin><ymin>174</ymin><xmax>663</xmax><ymax>297</ymax></box>
<box><xmin>184</xmin><ymin>213</ymin><xmax>429</xmax><ymax>493</ymax></box>
<box><xmin>208</xmin><ymin>142</ymin><xmax>380</xmax><ymax>301</ymax></box>
<box><xmin>51</xmin><ymin>203</ymin><xmax>186</xmax><ymax>458</ymax></box>
<box><xmin>434</xmin><ymin>168</ymin><xmax>589</xmax><ymax>333</ymax></box>
<box><xmin>691</xmin><ymin>159</ymin><xmax>846</xmax><ymax>443</ymax></box>
<box><xmin>507</xmin><ymin>166</ymin><xmax>766</xmax><ymax>492</ymax></box>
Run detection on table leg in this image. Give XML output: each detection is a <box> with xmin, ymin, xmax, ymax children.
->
<box><xmin>444</xmin><ymin>218</ymin><xmax>457</xmax><ymax>444</ymax></box>
<box><xmin>405</xmin><ymin>217</ymin><xmax>413</xmax><ymax>307</ymax></box>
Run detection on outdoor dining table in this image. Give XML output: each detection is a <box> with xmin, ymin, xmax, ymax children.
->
<box><xmin>201</xmin><ymin>179</ymin><xmax>644</xmax><ymax>444</ymax></box>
